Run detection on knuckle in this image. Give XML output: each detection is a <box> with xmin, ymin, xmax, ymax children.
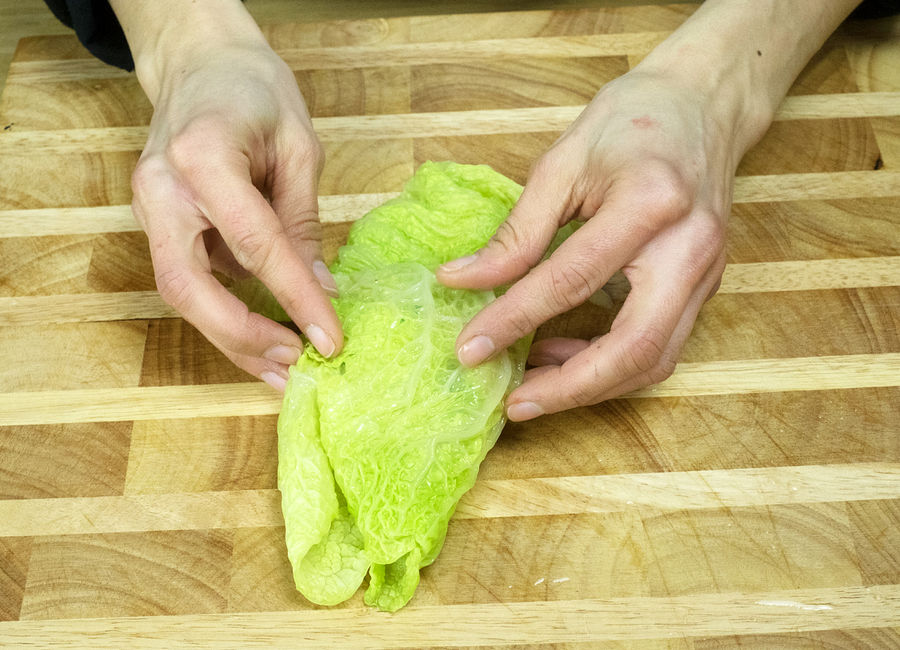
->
<box><xmin>280</xmin><ymin>124</ymin><xmax>325</xmax><ymax>173</ymax></box>
<box><xmin>503</xmin><ymin>301</ymin><xmax>542</xmax><ymax>339</ymax></box>
<box><xmin>621</xmin><ymin>327</ymin><xmax>668</xmax><ymax>376</ymax></box>
<box><xmin>309</xmin><ymin>137</ymin><xmax>325</xmax><ymax>170</ymax></box>
<box><xmin>692</xmin><ymin>210</ymin><xmax>726</xmax><ymax>252</ymax></box>
<box><xmin>681</xmin><ymin>211</ymin><xmax>727</xmax><ymax>281</ymax></box>
<box><xmin>647</xmin><ymin>355</ymin><xmax>677</xmax><ymax>385</ymax></box>
<box><xmin>530</xmin><ymin>150</ymin><xmax>562</xmax><ymax>181</ymax></box>
<box><xmin>636</xmin><ymin>160</ymin><xmax>693</xmax><ymax>223</ymax></box>
<box><xmin>216</xmin><ymin>310</ymin><xmax>256</xmax><ymax>355</ymax></box>
<box><xmin>545</xmin><ymin>261</ymin><xmax>596</xmax><ymax>311</ymax></box>
<box><xmin>282</xmin><ymin>216</ymin><xmax>322</xmax><ymax>244</ymax></box>
<box><xmin>131</xmin><ymin>155</ymin><xmax>167</xmax><ymax>198</ymax></box>
<box><xmin>485</xmin><ymin>219</ymin><xmax>534</xmax><ymax>277</ymax></box>
<box><xmin>491</xmin><ymin>219</ymin><xmax>526</xmax><ymax>254</ymax></box>
<box><xmin>230</xmin><ymin>228</ymin><xmax>276</xmax><ymax>274</ymax></box>
<box><xmin>154</xmin><ymin>266</ymin><xmax>193</xmax><ymax>311</ymax></box>
<box><xmin>707</xmin><ymin>277</ymin><xmax>723</xmax><ymax>300</ymax></box>
<box><xmin>312</xmin><ymin>145</ymin><xmax>326</xmax><ymax>175</ymax></box>
<box><xmin>567</xmin><ymin>375</ymin><xmax>602</xmax><ymax>409</ymax></box>
<box><xmin>166</xmin><ymin>117</ymin><xmax>223</xmax><ymax>172</ymax></box>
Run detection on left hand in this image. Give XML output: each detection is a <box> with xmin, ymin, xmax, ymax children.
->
<box><xmin>437</xmin><ymin>67</ymin><xmax>750</xmax><ymax>421</ymax></box>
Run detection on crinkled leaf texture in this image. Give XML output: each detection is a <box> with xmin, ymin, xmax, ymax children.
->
<box><xmin>277</xmin><ymin>161</ymin><xmax>530</xmax><ymax>612</ymax></box>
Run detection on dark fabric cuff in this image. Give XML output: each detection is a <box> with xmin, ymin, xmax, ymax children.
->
<box><xmin>43</xmin><ymin>0</ymin><xmax>133</xmax><ymax>71</ymax></box>
<box><xmin>42</xmin><ymin>0</ymin><xmax>898</xmax><ymax>72</ymax></box>
<box><xmin>852</xmin><ymin>0</ymin><xmax>900</xmax><ymax>20</ymax></box>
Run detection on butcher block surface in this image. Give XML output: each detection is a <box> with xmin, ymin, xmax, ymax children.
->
<box><xmin>1</xmin><ymin>3</ymin><xmax>899</xmax><ymax>647</ymax></box>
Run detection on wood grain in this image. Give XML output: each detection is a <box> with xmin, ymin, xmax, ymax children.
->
<box><xmin>0</xmin><ymin>192</ymin><xmax>396</xmax><ymax>238</ymax></box>
<box><xmin>2</xmin><ymin>170</ymin><xmax>897</xmax><ymax>240</ymax></box>
<box><xmin>1</xmin><ymin>4</ymin><xmax>898</xmax><ymax>644</ymax></box>
<box><xmin>727</xmin><ymin>197</ymin><xmax>900</xmax><ymax>263</ymax></box>
<box><xmin>0</xmin><ymin>321</ymin><xmax>148</xmax><ymax>391</ymax></box>
<box><xmin>2</xmin><ymin>463</ymin><xmax>896</xmax><ymax>537</ymax></box>
<box><xmin>0</xmin><ymin>538</ymin><xmax>31</xmax><ymax>622</ymax></box>
<box><xmin>682</xmin><ymin>287</ymin><xmax>900</xmax><ymax>361</ymax></box>
<box><xmin>0</xmin><ymin>586</ymin><xmax>898</xmax><ymax>645</ymax></box>
<box><xmin>718</xmin><ymin>257</ymin><xmax>900</xmax><ymax>293</ymax></box>
<box><xmin>847</xmin><ymin>499</ymin><xmax>900</xmax><ymax>586</ymax></box>
<box><xmin>124</xmin><ymin>416</ymin><xmax>277</xmax><ymax>494</ymax></box>
<box><xmin>1</xmin><ymin>257</ymin><xmax>895</xmax><ymax>325</ymax></box>
<box><xmin>19</xmin><ymin>530</ymin><xmax>233</xmax><ymax>619</ymax></box>
<box><xmin>2</xmin><ymin>93</ymin><xmax>898</xmax><ymax>155</ymax></box>
<box><xmin>0</xmin><ymin>354</ymin><xmax>897</xmax><ymax>426</ymax></box>
<box><xmin>0</xmin><ymin>421</ymin><xmax>130</xmax><ymax>499</ymax></box>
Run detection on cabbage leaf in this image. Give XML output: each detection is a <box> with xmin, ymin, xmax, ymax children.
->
<box><xmin>277</xmin><ymin>161</ymin><xmax>530</xmax><ymax>611</ymax></box>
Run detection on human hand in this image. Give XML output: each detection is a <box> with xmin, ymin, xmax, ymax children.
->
<box><xmin>437</xmin><ymin>66</ymin><xmax>756</xmax><ymax>420</ymax></box>
<box><xmin>438</xmin><ymin>0</ymin><xmax>860</xmax><ymax>421</ymax></box>
<box><xmin>121</xmin><ymin>3</ymin><xmax>341</xmax><ymax>390</ymax></box>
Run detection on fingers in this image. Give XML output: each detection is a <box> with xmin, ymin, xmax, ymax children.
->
<box><xmin>437</xmin><ymin>153</ymin><xmax>573</xmax><ymax>290</ymax></box>
<box><xmin>132</xmin><ymin>183</ymin><xmax>304</xmax><ymax>389</ymax></box>
<box><xmin>506</xmin><ymin>255</ymin><xmax>724</xmax><ymax>421</ymax></box>
<box><xmin>182</xmin><ymin>149</ymin><xmax>343</xmax><ymax>358</ymax></box>
<box><xmin>157</xmin><ymin>242</ymin><xmax>304</xmax><ymax>387</ymax></box>
<box><xmin>270</xmin><ymin>129</ymin><xmax>338</xmax><ymax>297</ymax></box>
<box><xmin>527</xmin><ymin>337</ymin><xmax>590</xmax><ymax>366</ymax></box>
<box><xmin>203</xmin><ymin>229</ymin><xmax>249</xmax><ymax>279</ymax></box>
<box><xmin>452</xmin><ymin>186</ymin><xmax>659</xmax><ymax>367</ymax></box>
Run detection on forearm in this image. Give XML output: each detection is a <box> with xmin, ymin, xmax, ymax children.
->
<box><xmin>636</xmin><ymin>0</ymin><xmax>862</xmax><ymax>155</ymax></box>
<box><xmin>108</xmin><ymin>0</ymin><xmax>266</xmax><ymax>104</ymax></box>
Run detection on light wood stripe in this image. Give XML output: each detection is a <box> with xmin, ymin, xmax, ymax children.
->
<box><xmin>0</xmin><ymin>382</ymin><xmax>279</xmax><ymax>426</ymax></box>
<box><xmin>2</xmin><ymin>257</ymin><xmax>896</xmax><ymax>326</ymax></box>
<box><xmin>0</xmin><ymin>463</ymin><xmax>895</xmax><ymax>538</ymax></box>
<box><xmin>0</xmin><ymin>490</ymin><xmax>281</xmax><ymax>538</ymax></box>
<box><xmin>0</xmin><ymin>205</ymin><xmax>137</xmax><ymax>237</ymax></box>
<box><xmin>717</xmin><ymin>257</ymin><xmax>900</xmax><ymax>294</ymax></box>
<box><xmin>629</xmin><ymin>353</ymin><xmax>900</xmax><ymax>399</ymax></box>
<box><xmin>0</xmin><ymin>291</ymin><xmax>175</xmax><ymax>325</ymax></box>
<box><xmin>7</xmin><ymin>58</ymin><xmax>133</xmax><ymax>84</ymax></box>
<box><xmin>0</xmin><ymin>354</ymin><xmax>896</xmax><ymax>426</ymax></box>
<box><xmin>279</xmin><ymin>32</ymin><xmax>671</xmax><ymax>69</ymax></box>
<box><xmin>0</xmin><ymin>586</ymin><xmax>897</xmax><ymax>645</ymax></box>
<box><xmin>458</xmin><ymin>462</ymin><xmax>900</xmax><ymax>520</ymax></box>
<box><xmin>731</xmin><ymin>170</ymin><xmax>900</xmax><ymax>203</ymax></box>
<box><xmin>6</xmin><ymin>32</ymin><xmax>673</xmax><ymax>84</ymax></box>
<box><xmin>2</xmin><ymin>171</ymin><xmax>897</xmax><ymax>239</ymax></box>
<box><xmin>0</xmin><ymin>125</ymin><xmax>147</xmax><ymax>154</ymax></box>
<box><xmin>776</xmin><ymin>91</ymin><xmax>900</xmax><ymax>120</ymax></box>
<box><xmin>0</xmin><ymin>192</ymin><xmax>396</xmax><ymax>238</ymax></box>
<box><xmin>2</xmin><ymin>93</ymin><xmax>897</xmax><ymax>155</ymax></box>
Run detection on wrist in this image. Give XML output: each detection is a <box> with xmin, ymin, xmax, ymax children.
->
<box><xmin>634</xmin><ymin>34</ymin><xmax>773</xmax><ymax>160</ymax></box>
<box><xmin>109</xmin><ymin>0</ymin><xmax>268</xmax><ymax>105</ymax></box>
<box><xmin>633</xmin><ymin>0</ymin><xmax>862</xmax><ymax>160</ymax></box>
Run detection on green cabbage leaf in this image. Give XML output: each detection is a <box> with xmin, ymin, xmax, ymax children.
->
<box><xmin>277</xmin><ymin>161</ymin><xmax>530</xmax><ymax>611</ymax></box>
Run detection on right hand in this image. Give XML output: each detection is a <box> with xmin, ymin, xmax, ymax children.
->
<box><xmin>438</xmin><ymin>68</ymin><xmax>739</xmax><ymax>419</ymax></box>
<box><xmin>130</xmin><ymin>37</ymin><xmax>342</xmax><ymax>391</ymax></box>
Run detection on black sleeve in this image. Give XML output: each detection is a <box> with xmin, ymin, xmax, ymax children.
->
<box><xmin>43</xmin><ymin>0</ymin><xmax>133</xmax><ymax>71</ymax></box>
<box><xmin>852</xmin><ymin>0</ymin><xmax>900</xmax><ymax>19</ymax></box>
<box><xmin>42</xmin><ymin>0</ymin><xmax>898</xmax><ymax>73</ymax></box>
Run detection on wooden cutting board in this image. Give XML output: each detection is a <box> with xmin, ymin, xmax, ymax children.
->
<box><xmin>1</xmin><ymin>3</ymin><xmax>899</xmax><ymax>646</ymax></box>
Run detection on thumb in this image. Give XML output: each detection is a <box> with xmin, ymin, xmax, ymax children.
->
<box><xmin>437</xmin><ymin>158</ymin><xmax>571</xmax><ymax>290</ymax></box>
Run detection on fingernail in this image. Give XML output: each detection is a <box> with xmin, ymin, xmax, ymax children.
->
<box><xmin>263</xmin><ymin>344</ymin><xmax>301</xmax><ymax>366</ymax></box>
<box><xmin>458</xmin><ymin>335</ymin><xmax>495</xmax><ymax>366</ymax></box>
<box><xmin>507</xmin><ymin>401</ymin><xmax>544</xmax><ymax>421</ymax></box>
<box><xmin>305</xmin><ymin>323</ymin><xmax>336</xmax><ymax>358</ymax></box>
<box><xmin>440</xmin><ymin>254</ymin><xmax>478</xmax><ymax>273</ymax></box>
<box><xmin>312</xmin><ymin>260</ymin><xmax>339</xmax><ymax>297</ymax></box>
<box><xmin>261</xmin><ymin>370</ymin><xmax>288</xmax><ymax>392</ymax></box>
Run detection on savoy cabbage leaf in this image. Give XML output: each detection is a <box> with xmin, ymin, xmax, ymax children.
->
<box><xmin>277</xmin><ymin>161</ymin><xmax>530</xmax><ymax>611</ymax></box>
